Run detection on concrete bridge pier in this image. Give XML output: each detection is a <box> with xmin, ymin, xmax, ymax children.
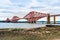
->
<box><xmin>47</xmin><ymin>14</ymin><xmax>56</xmax><ymax>24</ymax></box>
<box><xmin>54</xmin><ymin>16</ymin><xmax>56</xmax><ymax>24</ymax></box>
<box><xmin>47</xmin><ymin>14</ymin><xmax>50</xmax><ymax>24</ymax></box>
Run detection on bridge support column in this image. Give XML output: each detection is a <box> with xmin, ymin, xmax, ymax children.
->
<box><xmin>54</xmin><ymin>16</ymin><xmax>56</xmax><ymax>24</ymax></box>
<box><xmin>29</xmin><ymin>21</ymin><xmax>36</xmax><ymax>23</ymax></box>
<box><xmin>29</xmin><ymin>17</ymin><xmax>36</xmax><ymax>23</ymax></box>
<box><xmin>33</xmin><ymin>18</ymin><xmax>36</xmax><ymax>23</ymax></box>
<box><xmin>30</xmin><ymin>20</ymin><xmax>36</xmax><ymax>23</ymax></box>
<box><xmin>33</xmin><ymin>21</ymin><xmax>36</xmax><ymax>23</ymax></box>
<box><xmin>47</xmin><ymin>14</ymin><xmax>50</xmax><ymax>24</ymax></box>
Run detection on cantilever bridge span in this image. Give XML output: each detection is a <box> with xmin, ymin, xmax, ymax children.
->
<box><xmin>6</xmin><ymin>11</ymin><xmax>60</xmax><ymax>23</ymax></box>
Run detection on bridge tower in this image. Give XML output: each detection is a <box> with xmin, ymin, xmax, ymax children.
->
<box><xmin>11</xmin><ymin>16</ymin><xmax>20</xmax><ymax>23</ymax></box>
<box><xmin>27</xmin><ymin>17</ymin><xmax>36</xmax><ymax>23</ymax></box>
<box><xmin>23</xmin><ymin>11</ymin><xmax>48</xmax><ymax>23</ymax></box>
<box><xmin>5</xmin><ymin>18</ymin><xmax>10</xmax><ymax>22</ymax></box>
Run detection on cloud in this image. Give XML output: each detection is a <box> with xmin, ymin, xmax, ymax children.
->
<box><xmin>28</xmin><ymin>0</ymin><xmax>60</xmax><ymax>14</ymax></box>
<box><xmin>10</xmin><ymin>0</ymin><xmax>32</xmax><ymax>8</ymax></box>
<box><xmin>0</xmin><ymin>0</ymin><xmax>60</xmax><ymax>20</ymax></box>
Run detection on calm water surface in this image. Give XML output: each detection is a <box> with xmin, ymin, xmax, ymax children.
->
<box><xmin>0</xmin><ymin>21</ymin><xmax>60</xmax><ymax>29</ymax></box>
<box><xmin>0</xmin><ymin>22</ymin><xmax>46</xmax><ymax>29</ymax></box>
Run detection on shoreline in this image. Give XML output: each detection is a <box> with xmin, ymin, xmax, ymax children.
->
<box><xmin>0</xmin><ymin>26</ymin><xmax>60</xmax><ymax>40</ymax></box>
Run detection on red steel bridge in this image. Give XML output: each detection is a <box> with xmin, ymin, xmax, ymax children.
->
<box><xmin>5</xmin><ymin>11</ymin><xmax>60</xmax><ymax>23</ymax></box>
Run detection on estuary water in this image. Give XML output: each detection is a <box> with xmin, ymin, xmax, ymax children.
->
<box><xmin>0</xmin><ymin>21</ymin><xmax>60</xmax><ymax>29</ymax></box>
<box><xmin>0</xmin><ymin>21</ymin><xmax>46</xmax><ymax>29</ymax></box>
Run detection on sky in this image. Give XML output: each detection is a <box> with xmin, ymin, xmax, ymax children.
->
<box><xmin>0</xmin><ymin>0</ymin><xmax>60</xmax><ymax>21</ymax></box>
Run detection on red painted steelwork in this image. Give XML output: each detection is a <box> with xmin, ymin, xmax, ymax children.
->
<box><xmin>5</xmin><ymin>18</ymin><xmax>10</xmax><ymax>22</ymax></box>
<box><xmin>5</xmin><ymin>11</ymin><xmax>60</xmax><ymax>23</ymax></box>
<box><xmin>11</xmin><ymin>16</ymin><xmax>20</xmax><ymax>23</ymax></box>
<box><xmin>23</xmin><ymin>11</ymin><xmax>48</xmax><ymax>23</ymax></box>
<box><xmin>5</xmin><ymin>16</ymin><xmax>20</xmax><ymax>23</ymax></box>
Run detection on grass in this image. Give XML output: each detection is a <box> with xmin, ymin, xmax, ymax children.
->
<box><xmin>0</xmin><ymin>26</ymin><xmax>60</xmax><ymax>40</ymax></box>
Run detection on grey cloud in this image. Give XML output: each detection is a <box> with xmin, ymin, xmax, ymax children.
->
<box><xmin>0</xmin><ymin>11</ymin><xmax>14</xmax><ymax>13</ymax></box>
<box><xmin>30</xmin><ymin>6</ymin><xmax>45</xmax><ymax>9</ymax></box>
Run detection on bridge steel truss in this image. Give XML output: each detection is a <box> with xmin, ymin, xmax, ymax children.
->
<box><xmin>6</xmin><ymin>11</ymin><xmax>60</xmax><ymax>24</ymax></box>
